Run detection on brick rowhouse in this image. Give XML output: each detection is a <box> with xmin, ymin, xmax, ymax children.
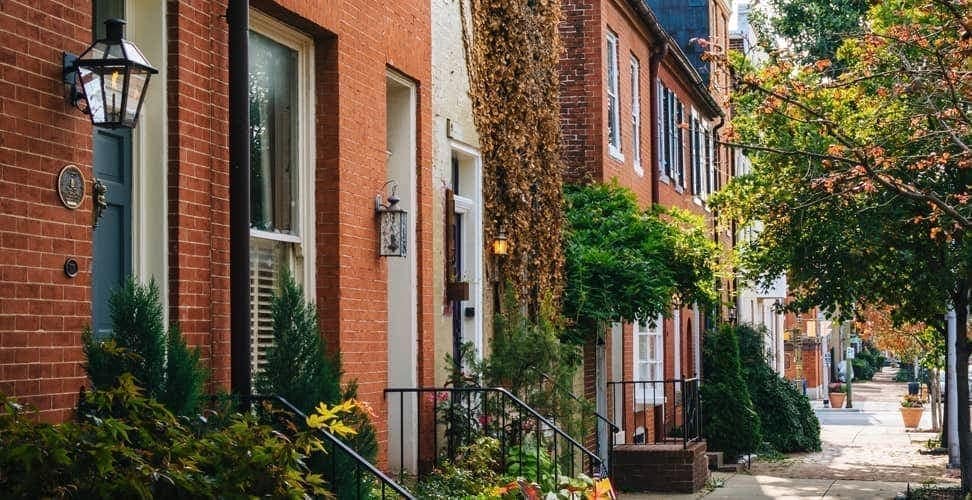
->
<box><xmin>560</xmin><ymin>0</ymin><xmax>726</xmax><ymax>491</ymax></box>
<box><xmin>0</xmin><ymin>0</ymin><xmax>434</xmax><ymax>467</ymax></box>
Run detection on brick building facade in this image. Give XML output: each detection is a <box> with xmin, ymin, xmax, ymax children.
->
<box><xmin>560</xmin><ymin>0</ymin><xmax>725</xmax><ymax>451</ymax></box>
<box><xmin>0</xmin><ymin>1</ymin><xmax>434</xmax><ymax>468</ymax></box>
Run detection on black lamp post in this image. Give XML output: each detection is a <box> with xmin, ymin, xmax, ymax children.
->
<box><xmin>63</xmin><ymin>19</ymin><xmax>158</xmax><ymax>128</ymax></box>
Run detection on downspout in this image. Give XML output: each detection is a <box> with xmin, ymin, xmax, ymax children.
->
<box><xmin>227</xmin><ymin>0</ymin><xmax>251</xmax><ymax>399</ymax></box>
<box><xmin>648</xmin><ymin>44</ymin><xmax>668</xmax><ymax>206</ymax></box>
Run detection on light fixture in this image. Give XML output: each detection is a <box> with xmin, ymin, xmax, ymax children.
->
<box><xmin>376</xmin><ymin>182</ymin><xmax>407</xmax><ymax>257</ymax></box>
<box><xmin>491</xmin><ymin>227</ymin><xmax>509</xmax><ymax>256</ymax></box>
<box><xmin>63</xmin><ymin>18</ymin><xmax>158</xmax><ymax>129</ymax></box>
<box><xmin>727</xmin><ymin>306</ymin><xmax>737</xmax><ymax>324</ymax></box>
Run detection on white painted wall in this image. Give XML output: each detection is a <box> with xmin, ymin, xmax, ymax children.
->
<box><xmin>431</xmin><ymin>0</ymin><xmax>485</xmax><ymax>386</ymax></box>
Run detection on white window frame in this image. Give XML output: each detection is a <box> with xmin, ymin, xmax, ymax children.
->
<box><xmin>248</xmin><ymin>10</ymin><xmax>316</xmax><ymax>294</ymax></box>
<box><xmin>606</xmin><ymin>32</ymin><xmax>622</xmax><ymax>160</ymax></box>
<box><xmin>674</xmin><ymin>307</ymin><xmax>682</xmax><ymax>380</ymax></box>
<box><xmin>247</xmin><ymin>12</ymin><xmax>316</xmax><ymax>378</ymax></box>
<box><xmin>630</xmin><ymin>55</ymin><xmax>642</xmax><ymax>176</ymax></box>
<box><xmin>633</xmin><ymin>315</ymin><xmax>665</xmax><ymax>406</ymax></box>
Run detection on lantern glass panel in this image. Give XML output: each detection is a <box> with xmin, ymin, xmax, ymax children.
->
<box><xmin>379</xmin><ymin>209</ymin><xmax>408</xmax><ymax>257</ymax></box>
<box><xmin>124</xmin><ymin>69</ymin><xmax>150</xmax><ymax>126</ymax></box>
<box><xmin>121</xmin><ymin>40</ymin><xmax>152</xmax><ymax>67</ymax></box>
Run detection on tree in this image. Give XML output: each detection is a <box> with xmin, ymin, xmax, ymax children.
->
<box><xmin>563</xmin><ymin>182</ymin><xmax>717</xmax><ymax>342</ymax></box>
<box><xmin>760</xmin><ymin>0</ymin><xmax>870</xmax><ymax>66</ymax></box>
<box><xmin>716</xmin><ymin>0</ymin><xmax>971</xmax><ymax>489</ymax></box>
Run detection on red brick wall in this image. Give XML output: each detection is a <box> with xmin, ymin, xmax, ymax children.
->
<box><xmin>166</xmin><ymin>0</ymin><xmax>231</xmax><ymax>391</ymax></box>
<box><xmin>0</xmin><ymin>1</ymin><xmax>434</xmax><ymax>456</ymax></box>
<box><xmin>0</xmin><ymin>1</ymin><xmax>94</xmax><ymax>422</ymax></box>
<box><xmin>559</xmin><ymin>0</ymin><xmax>601</xmax><ymax>182</ymax></box>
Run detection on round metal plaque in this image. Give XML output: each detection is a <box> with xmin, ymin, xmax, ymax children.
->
<box><xmin>57</xmin><ymin>165</ymin><xmax>85</xmax><ymax>210</ymax></box>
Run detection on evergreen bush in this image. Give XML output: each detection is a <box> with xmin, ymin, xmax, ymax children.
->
<box><xmin>736</xmin><ymin>325</ymin><xmax>821</xmax><ymax>452</ymax></box>
<box><xmin>255</xmin><ymin>269</ymin><xmax>378</xmax><ymax>498</ymax></box>
<box><xmin>82</xmin><ymin>278</ymin><xmax>207</xmax><ymax>417</ymax></box>
<box><xmin>701</xmin><ymin>324</ymin><xmax>762</xmax><ymax>461</ymax></box>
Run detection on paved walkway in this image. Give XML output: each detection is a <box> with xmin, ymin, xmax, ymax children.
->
<box><xmin>620</xmin><ymin>367</ymin><xmax>955</xmax><ymax>499</ymax></box>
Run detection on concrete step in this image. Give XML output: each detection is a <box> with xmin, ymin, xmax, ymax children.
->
<box><xmin>705</xmin><ymin>451</ymin><xmax>724</xmax><ymax>470</ymax></box>
<box><xmin>717</xmin><ymin>463</ymin><xmax>744</xmax><ymax>473</ymax></box>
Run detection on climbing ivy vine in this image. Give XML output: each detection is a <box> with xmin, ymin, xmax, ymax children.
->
<box><xmin>463</xmin><ymin>0</ymin><xmax>566</xmax><ymax>314</ymax></box>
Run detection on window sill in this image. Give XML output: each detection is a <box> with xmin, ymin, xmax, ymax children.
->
<box><xmin>692</xmin><ymin>196</ymin><xmax>704</xmax><ymax>207</ymax></box>
<box><xmin>634</xmin><ymin>164</ymin><xmax>644</xmax><ymax>177</ymax></box>
<box><xmin>659</xmin><ymin>175</ymin><xmax>671</xmax><ymax>185</ymax></box>
<box><xmin>674</xmin><ymin>184</ymin><xmax>684</xmax><ymax>194</ymax></box>
<box><xmin>609</xmin><ymin>149</ymin><xmax>625</xmax><ymax>162</ymax></box>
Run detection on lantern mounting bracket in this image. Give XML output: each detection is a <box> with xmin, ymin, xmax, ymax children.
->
<box><xmin>62</xmin><ymin>53</ymin><xmax>88</xmax><ymax>113</ymax></box>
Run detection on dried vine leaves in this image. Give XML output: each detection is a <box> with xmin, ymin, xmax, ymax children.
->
<box><xmin>464</xmin><ymin>0</ymin><xmax>566</xmax><ymax>313</ymax></box>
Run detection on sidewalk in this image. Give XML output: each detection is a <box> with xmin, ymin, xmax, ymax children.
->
<box><xmin>618</xmin><ymin>472</ymin><xmax>919</xmax><ymax>499</ymax></box>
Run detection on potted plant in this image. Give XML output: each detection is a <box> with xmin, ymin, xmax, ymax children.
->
<box><xmin>900</xmin><ymin>394</ymin><xmax>924</xmax><ymax>428</ymax></box>
<box><xmin>828</xmin><ymin>382</ymin><xmax>846</xmax><ymax>408</ymax></box>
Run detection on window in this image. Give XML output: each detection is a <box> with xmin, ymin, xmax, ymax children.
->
<box><xmin>633</xmin><ymin>315</ymin><xmax>664</xmax><ymax>405</ymax></box>
<box><xmin>691</xmin><ymin>110</ymin><xmax>701</xmax><ymax>195</ymax></box>
<box><xmin>673</xmin><ymin>308</ymin><xmax>682</xmax><ymax>379</ymax></box>
<box><xmin>630</xmin><ymin>56</ymin><xmax>641</xmax><ymax>175</ymax></box>
<box><xmin>657</xmin><ymin>82</ymin><xmax>684</xmax><ymax>186</ymax></box>
<box><xmin>606</xmin><ymin>32</ymin><xmax>621</xmax><ymax>158</ymax></box>
<box><xmin>248</xmin><ymin>12</ymin><xmax>315</xmax><ymax>378</ymax></box>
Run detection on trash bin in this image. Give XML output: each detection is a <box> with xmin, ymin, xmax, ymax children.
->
<box><xmin>908</xmin><ymin>381</ymin><xmax>920</xmax><ymax>395</ymax></box>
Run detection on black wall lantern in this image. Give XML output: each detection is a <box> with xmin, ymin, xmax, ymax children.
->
<box><xmin>63</xmin><ymin>19</ymin><xmax>158</xmax><ymax>129</ymax></box>
<box><xmin>376</xmin><ymin>182</ymin><xmax>408</xmax><ymax>257</ymax></box>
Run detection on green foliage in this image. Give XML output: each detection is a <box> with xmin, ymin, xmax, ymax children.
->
<box><xmin>851</xmin><ymin>344</ymin><xmax>885</xmax><ymax>381</ymax></box>
<box><xmin>0</xmin><ymin>375</ymin><xmax>330</xmax><ymax>498</ymax></box>
<box><xmin>564</xmin><ymin>182</ymin><xmax>717</xmax><ymax>342</ymax></box>
<box><xmin>411</xmin><ymin>437</ymin><xmax>501</xmax><ymax>500</ymax></box>
<box><xmin>485</xmin><ymin>291</ymin><xmax>581</xmax><ymax>416</ymax></box>
<box><xmin>737</xmin><ymin>325</ymin><xmax>821</xmax><ymax>453</ymax></box>
<box><xmin>701</xmin><ymin>324</ymin><xmax>762</xmax><ymax>460</ymax></box>
<box><xmin>256</xmin><ymin>269</ymin><xmax>342</xmax><ymax>413</ymax></box>
<box><xmin>158</xmin><ymin>324</ymin><xmax>207</xmax><ymax>418</ymax></box>
<box><xmin>760</xmin><ymin>0</ymin><xmax>869</xmax><ymax>66</ymax></box>
<box><xmin>83</xmin><ymin>278</ymin><xmax>207</xmax><ymax>417</ymax></box>
<box><xmin>254</xmin><ymin>269</ymin><xmax>378</xmax><ymax>498</ymax></box>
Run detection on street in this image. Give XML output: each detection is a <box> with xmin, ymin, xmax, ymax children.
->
<box><xmin>623</xmin><ymin>367</ymin><xmax>956</xmax><ymax>499</ymax></box>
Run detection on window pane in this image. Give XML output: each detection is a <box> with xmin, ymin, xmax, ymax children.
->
<box><xmin>249</xmin><ymin>31</ymin><xmax>298</xmax><ymax>233</ymax></box>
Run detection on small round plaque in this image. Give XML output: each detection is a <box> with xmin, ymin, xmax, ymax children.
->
<box><xmin>63</xmin><ymin>258</ymin><xmax>79</xmax><ymax>278</ymax></box>
<box><xmin>57</xmin><ymin>165</ymin><xmax>85</xmax><ymax>210</ymax></box>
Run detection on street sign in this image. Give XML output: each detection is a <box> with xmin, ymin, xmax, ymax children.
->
<box><xmin>846</xmin><ymin>347</ymin><xmax>855</xmax><ymax>359</ymax></box>
<box><xmin>824</xmin><ymin>353</ymin><xmax>832</xmax><ymax>365</ymax></box>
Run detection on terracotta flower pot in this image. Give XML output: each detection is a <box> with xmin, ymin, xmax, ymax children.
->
<box><xmin>829</xmin><ymin>392</ymin><xmax>845</xmax><ymax>408</ymax></box>
<box><xmin>900</xmin><ymin>406</ymin><xmax>924</xmax><ymax>428</ymax></box>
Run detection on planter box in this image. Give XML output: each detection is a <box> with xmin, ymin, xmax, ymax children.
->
<box><xmin>828</xmin><ymin>392</ymin><xmax>845</xmax><ymax>408</ymax></box>
<box><xmin>900</xmin><ymin>406</ymin><xmax>923</xmax><ymax>428</ymax></box>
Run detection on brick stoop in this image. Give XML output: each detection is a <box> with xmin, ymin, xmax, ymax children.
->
<box><xmin>611</xmin><ymin>441</ymin><xmax>710</xmax><ymax>493</ymax></box>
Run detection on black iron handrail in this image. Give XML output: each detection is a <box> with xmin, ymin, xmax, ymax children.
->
<box><xmin>606</xmin><ymin>378</ymin><xmax>702</xmax><ymax>449</ymax></box>
<box><xmin>385</xmin><ymin>386</ymin><xmax>606</xmax><ymax>485</ymax></box>
<box><xmin>531</xmin><ymin>368</ymin><xmax>620</xmax><ymax>435</ymax></box>
<box><xmin>245</xmin><ymin>394</ymin><xmax>415</xmax><ymax>499</ymax></box>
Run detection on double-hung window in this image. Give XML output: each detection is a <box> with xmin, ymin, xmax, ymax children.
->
<box><xmin>633</xmin><ymin>315</ymin><xmax>664</xmax><ymax>406</ymax></box>
<box><xmin>248</xmin><ymin>12</ymin><xmax>316</xmax><ymax>377</ymax></box>
<box><xmin>630</xmin><ymin>56</ymin><xmax>642</xmax><ymax>175</ymax></box>
<box><xmin>657</xmin><ymin>83</ymin><xmax>684</xmax><ymax>186</ymax></box>
<box><xmin>606</xmin><ymin>32</ymin><xmax>621</xmax><ymax>158</ymax></box>
<box><xmin>706</xmin><ymin>126</ymin><xmax>715</xmax><ymax>196</ymax></box>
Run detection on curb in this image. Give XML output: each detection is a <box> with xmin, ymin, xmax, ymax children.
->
<box><xmin>813</xmin><ymin>408</ymin><xmax>864</xmax><ymax>412</ymax></box>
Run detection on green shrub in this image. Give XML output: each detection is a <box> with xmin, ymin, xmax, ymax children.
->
<box><xmin>737</xmin><ymin>324</ymin><xmax>821</xmax><ymax>453</ymax></box>
<box><xmin>701</xmin><ymin>324</ymin><xmax>762</xmax><ymax>460</ymax></box>
<box><xmin>83</xmin><ymin>278</ymin><xmax>207</xmax><ymax>417</ymax></box>
<box><xmin>411</xmin><ymin>437</ymin><xmax>501</xmax><ymax>500</ymax></box>
<box><xmin>255</xmin><ymin>269</ymin><xmax>378</xmax><ymax>499</ymax></box>
<box><xmin>0</xmin><ymin>375</ymin><xmax>329</xmax><ymax>498</ymax></box>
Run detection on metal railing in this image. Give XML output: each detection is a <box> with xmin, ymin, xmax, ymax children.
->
<box><xmin>606</xmin><ymin>378</ymin><xmax>702</xmax><ymax>448</ymax></box>
<box><xmin>245</xmin><ymin>394</ymin><xmax>415</xmax><ymax>500</ymax></box>
<box><xmin>385</xmin><ymin>387</ymin><xmax>606</xmax><ymax>485</ymax></box>
<box><xmin>532</xmin><ymin>368</ymin><xmax>620</xmax><ymax>437</ymax></box>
